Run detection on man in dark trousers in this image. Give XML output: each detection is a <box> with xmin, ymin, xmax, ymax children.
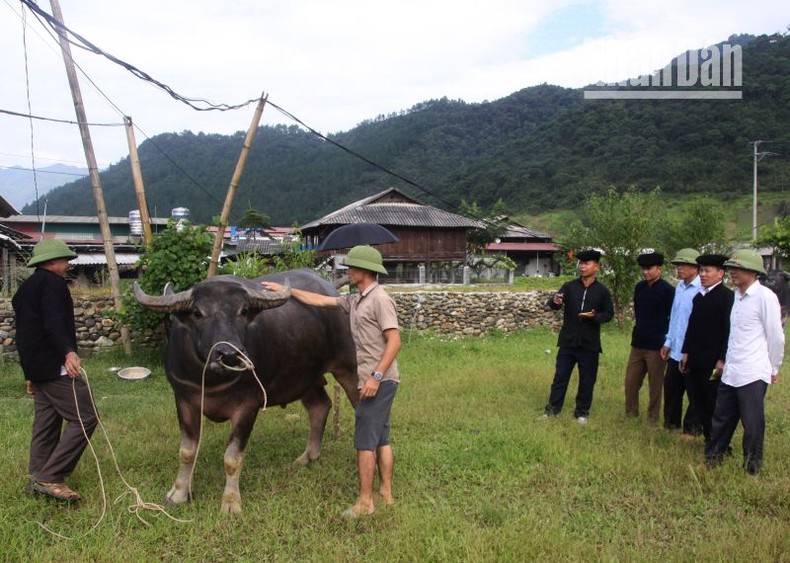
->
<box><xmin>13</xmin><ymin>239</ymin><xmax>98</xmax><ymax>502</ymax></box>
<box><xmin>543</xmin><ymin>249</ymin><xmax>614</xmax><ymax>424</ymax></box>
<box><xmin>661</xmin><ymin>248</ymin><xmax>702</xmax><ymax>431</ymax></box>
<box><xmin>680</xmin><ymin>254</ymin><xmax>734</xmax><ymax>442</ymax></box>
<box><xmin>706</xmin><ymin>249</ymin><xmax>784</xmax><ymax>475</ymax></box>
<box><xmin>624</xmin><ymin>252</ymin><xmax>675</xmax><ymax>424</ymax></box>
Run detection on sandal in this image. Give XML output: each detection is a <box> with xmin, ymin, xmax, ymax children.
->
<box><xmin>32</xmin><ymin>481</ymin><xmax>81</xmax><ymax>502</ymax></box>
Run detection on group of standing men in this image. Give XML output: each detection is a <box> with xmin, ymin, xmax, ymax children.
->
<box><xmin>543</xmin><ymin>247</ymin><xmax>784</xmax><ymax>475</ymax></box>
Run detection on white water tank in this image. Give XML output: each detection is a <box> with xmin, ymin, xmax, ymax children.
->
<box><xmin>128</xmin><ymin>210</ymin><xmax>143</xmax><ymax>236</ymax></box>
<box><xmin>171</xmin><ymin>207</ymin><xmax>190</xmax><ymax>221</ymax></box>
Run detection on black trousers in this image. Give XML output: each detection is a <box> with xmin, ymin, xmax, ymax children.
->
<box><xmin>684</xmin><ymin>368</ymin><xmax>720</xmax><ymax>440</ymax></box>
<box><xmin>663</xmin><ymin>359</ymin><xmax>687</xmax><ymax>429</ymax></box>
<box><xmin>705</xmin><ymin>380</ymin><xmax>768</xmax><ymax>475</ymax></box>
<box><xmin>545</xmin><ymin>347</ymin><xmax>600</xmax><ymax>418</ymax></box>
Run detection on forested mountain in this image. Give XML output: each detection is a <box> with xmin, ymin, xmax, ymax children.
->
<box><xmin>23</xmin><ymin>33</ymin><xmax>789</xmax><ymax>225</ymax></box>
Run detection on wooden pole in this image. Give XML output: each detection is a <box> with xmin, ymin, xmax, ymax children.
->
<box><xmin>49</xmin><ymin>0</ymin><xmax>132</xmax><ymax>355</ymax></box>
<box><xmin>207</xmin><ymin>93</ymin><xmax>268</xmax><ymax>278</ymax></box>
<box><xmin>124</xmin><ymin>116</ymin><xmax>153</xmax><ymax>248</ymax></box>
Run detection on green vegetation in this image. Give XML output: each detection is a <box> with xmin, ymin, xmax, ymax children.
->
<box><xmin>23</xmin><ymin>34</ymin><xmax>789</xmax><ymax>232</ymax></box>
<box><xmin>1</xmin><ymin>327</ymin><xmax>788</xmax><ymax>560</ymax></box>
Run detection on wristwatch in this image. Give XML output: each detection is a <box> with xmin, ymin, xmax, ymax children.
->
<box><xmin>372</xmin><ymin>371</ymin><xmax>383</xmax><ymax>382</ymax></box>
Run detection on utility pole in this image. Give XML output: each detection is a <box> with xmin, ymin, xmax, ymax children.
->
<box><xmin>751</xmin><ymin>140</ymin><xmax>778</xmax><ymax>241</ymax></box>
<box><xmin>50</xmin><ymin>0</ymin><xmax>132</xmax><ymax>354</ymax></box>
<box><xmin>207</xmin><ymin>93</ymin><xmax>268</xmax><ymax>277</ymax></box>
<box><xmin>124</xmin><ymin>116</ymin><xmax>153</xmax><ymax>247</ymax></box>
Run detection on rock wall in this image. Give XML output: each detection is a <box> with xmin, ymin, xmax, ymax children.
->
<box><xmin>0</xmin><ymin>296</ymin><xmax>162</xmax><ymax>361</ymax></box>
<box><xmin>0</xmin><ymin>290</ymin><xmax>561</xmax><ymax>359</ymax></box>
<box><xmin>391</xmin><ymin>291</ymin><xmax>561</xmax><ymax>337</ymax></box>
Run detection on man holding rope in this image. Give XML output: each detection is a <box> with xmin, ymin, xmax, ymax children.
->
<box><xmin>13</xmin><ymin>239</ymin><xmax>98</xmax><ymax>503</ymax></box>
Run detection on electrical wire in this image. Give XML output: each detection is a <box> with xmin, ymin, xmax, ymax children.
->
<box><xmin>20</xmin><ymin>0</ymin><xmax>260</xmax><ymax>113</ymax></box>
<box><xmin>14</xmin><ymin>0</ymin><xmax>492</xmax><ymax>226</ymax></box>
<box><xmin>0</xmin><ymin>108</ymin><xmax>124</xmax><ymax>127</ymax></box>
<box><xmin>20</xmin><ymin>6</ymin><xmax>41</xmax><ymax>220</ymax></box>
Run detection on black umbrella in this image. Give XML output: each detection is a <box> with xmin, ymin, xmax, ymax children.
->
<box><xmin>317</xmin><ymin>223</ymin><xmax>399</xmax><ymax>251</ymax></box>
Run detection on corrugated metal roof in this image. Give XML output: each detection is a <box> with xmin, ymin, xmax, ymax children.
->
<box><xmin>302</xmin><ymin>188</ymin><xmax>482</xmax><ymax>229</ymax></box>
<box><xmin>2</xmin><ymin>215</ymin><xmax>170</xmax><ymax>225</ymax></box>
<box><xmin>0</xmin><ymin>233</ymin><xmax>22</xmax><ymax>251</ymax></box>
<box><xmin>70</xmin><ymin>253</ymin><xmax>141</xmax><ymax>265</ymax></box>
<box><xmin>486</xmin><ymin>242</ymin><xmax>559</xmax><ymax>252</ymax></box>
<box><xmin>502</xmin><ymin>225</ymin><xmax>552</xmax><ymax>240</ymax></box>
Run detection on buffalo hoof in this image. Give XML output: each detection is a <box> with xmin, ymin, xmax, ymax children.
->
<box><xmin>164</xmin><ymin>485</ymin><xmax>190</xmax><ymax>506</ymax></box>
<box><xmin>220</xmin><ymin>494</ymin><xmax>242</xmax><ymax>515</ymax></box>
<box><xmin>293</xmin><ymin>451</ymin><xmax>318</xmax><ymax>466</ymax></box>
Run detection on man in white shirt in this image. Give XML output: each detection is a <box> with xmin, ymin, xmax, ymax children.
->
<box><xmin>705</xmin><ymin>249</ymin><xmax>785</xmax><ymax>475</ymax></box>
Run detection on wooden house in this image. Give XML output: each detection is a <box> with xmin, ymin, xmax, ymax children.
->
<box><xmin>300</xmin><ymin>187</ymin><xmax>483</xmax><ymax>283</ymax></box>
<box><xmin>485</xmin><ymin>220</ymin><xmax>560</xmax><ymax>277</ymax></box>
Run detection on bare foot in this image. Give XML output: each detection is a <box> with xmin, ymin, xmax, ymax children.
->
<box><xmin>377</xmin><ymin>489</ymin><xmax>394</xmax><ymax>505</ymax></box>
<box><xmin>341</xmin><ymin>501</ymin><xmax>375</xmax><ymax>519</ymax></box>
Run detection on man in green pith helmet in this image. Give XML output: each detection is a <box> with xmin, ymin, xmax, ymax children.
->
<box><xmin>13</xmin><ymin>239</ymin><xmax>98</xmax><ymax>503</ymax></box>
<box><xmin>706</xmin><ymin>249</ymin><xmax>784</xmax><ymax>475</ymax></box>
<box><xmin>262</xmin><ymin>245</ymin><xmax>401</xmax><ymax>517</ymax></box>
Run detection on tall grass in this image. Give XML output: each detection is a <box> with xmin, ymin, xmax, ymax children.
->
<box><xmin>0</xmin><ymin>326</ymin><xmax>788</xmax><ymax>561</ymax></box>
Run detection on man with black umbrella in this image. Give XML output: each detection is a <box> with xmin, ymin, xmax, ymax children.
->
<box><xmin>263</xmin><ymin>245</ymin><xmax>401</xmax><ymax>517</ymax></box>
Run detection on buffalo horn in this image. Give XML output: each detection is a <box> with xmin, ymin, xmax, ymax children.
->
<box><xmin>133</xmin><ymin>281</ymin><xmax>194</xmax><ymax>313</ymax></box>
<box><xmin>246</xmin><ymin>279</ymin><xmax>291</xmax><ymax>310</ymax></box>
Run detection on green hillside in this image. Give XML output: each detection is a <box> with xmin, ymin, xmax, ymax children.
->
<box><xmin>23</xmin><ymin>33</ymin><xmax>789</xmax><ymax>226</ymax></box>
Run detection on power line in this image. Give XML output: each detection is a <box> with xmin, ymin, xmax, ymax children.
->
<box><xmin>14</xmin><ymin>0</ymin><xmax>491</xmax><ymax>227</ymax></box>
<box><xmin>0</xmin><ymin>164</ymin><xmax>87</xmax><ymax>176</ymax></box>
<box><xmin>20</xmin><ymin>0</ymin><xmax>261</xmax><ymax>113</ymax></box>
<box><xmin>0</xmin><ymin>108</ymin><xmax>124</xmax><ymax>127</ymax></box>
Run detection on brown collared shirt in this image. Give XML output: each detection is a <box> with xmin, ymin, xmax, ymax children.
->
<box><xmin>338</xmin><ymin>282</ymin><xmax>400</xmax><ymax>388</ymax></box>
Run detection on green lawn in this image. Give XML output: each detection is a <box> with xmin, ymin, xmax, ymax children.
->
<box><xmin>1</xmin><ymin>326</ymin><xmax>788</xmax><ymax>561</ymax></box>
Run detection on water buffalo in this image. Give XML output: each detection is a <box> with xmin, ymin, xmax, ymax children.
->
<box><xmin>761</xmin><ymin>269</ymin><xmax>790</xmax><ymax>324</ymax></box>
<box><xmin>134</xmin><ymin>269</ymin><xmax>359</xmax><ymax>514</ymax></box>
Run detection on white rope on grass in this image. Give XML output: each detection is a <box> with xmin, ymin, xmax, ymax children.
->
<box><xmin>37</xmin><ymin>368</ymin><xmax>190</xmax><ymax>540</ymax></box>
<box><xmin>37</xmin><ymin>341</ymin><xmax>266</xmax><ymax>538</ymax></box>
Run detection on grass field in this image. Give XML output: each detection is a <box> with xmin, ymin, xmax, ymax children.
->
<box><xmin>1</xmin><ymin>325</ymin><xmax>788</xmax><ymax>562</ymax></box>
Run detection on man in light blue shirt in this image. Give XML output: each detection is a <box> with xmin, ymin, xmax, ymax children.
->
<box><xmin>660</xmin><ymin>248</ymin><xmax>702</xmax><ymax>431</ymax></box>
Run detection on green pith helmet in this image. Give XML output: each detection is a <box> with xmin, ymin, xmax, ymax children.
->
<box><xmin>670</xmin><ymin>248</ymin><xmax>700</xmax><ymax>266</ymax></box>
<box><xmin>724</xmin><ymin>249</ymin><xmax>766</xmax><ymax>275</ymax></box>
<box><xmin>343</xmin><ymin>245</ymin><xmax>387</xmax><ymax>275</ymax></box>
<box><xmin>27</xmin><ymin>239</ymin><xmax>77</xmax><ymax>267</ymax></box>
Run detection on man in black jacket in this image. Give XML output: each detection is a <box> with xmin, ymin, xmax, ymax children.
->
<box><xmin>13</xmin><ymin>239</ymin><xmax>98</xmax><ymax>502</ymax></box>
<box><xmin>543</xmin><ymin>249</ymin><xmax>614</xmax><ymax>423</ymax></box>
<box><xmin>680</xmin><ymin>254</ymin><xmax>734</xmax><ymax>442</ymax></box>
<box><xmin>624</xmin><ymin>252</ymin><xmax>675</xmax><ymax>424</ymax></box>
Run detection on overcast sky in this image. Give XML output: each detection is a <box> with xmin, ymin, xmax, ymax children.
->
<box><xmin>0</xmin><ymin>0</ymin><xmax>787</xmax><ymax>177</ymax></box>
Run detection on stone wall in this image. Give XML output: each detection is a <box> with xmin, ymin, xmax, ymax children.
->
<box><xmin>0</xmin><ymin>296</ymin><xmax>162</xmax><ymax>361</ymax></box>
<box><xmin>0</xmin><ymin>290</ymin><xmax>561</xmax><ymax>359</ymax></box>
<box><xmin>392</xmin><ymin>291</ymin><xmax>561</xmax><ymax>337</ymax></box>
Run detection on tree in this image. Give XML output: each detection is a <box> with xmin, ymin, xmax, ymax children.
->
<box><xmin>118</xmin><ymin>220</ymin><xmax>214</xmax><ymax>332</ymax></box>
<box><xmin>461</xmin><ymin>198</ymin><xmax>509</xmax><ymax>254</ymax></box>
<box><xmin>559</xmin><ymin>187</ymin><xmax>665</xmax><ymax>329</ymax></box>
<box><xmin>660</xmin><ymin>197</ymin><xmax>729</xmax><ymax>255</ymax></box>
<box><xmin>758</xmin><ymin>215</ymin><xmax>790</xmax><ymax>259</ymax></box>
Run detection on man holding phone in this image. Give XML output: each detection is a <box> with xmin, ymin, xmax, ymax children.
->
<box><xmin>542</xmin><ymin>249</ymin><xmax>614</xmax><ymax>424</ymax></box>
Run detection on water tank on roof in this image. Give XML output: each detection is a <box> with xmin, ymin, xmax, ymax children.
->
<box><xmin>171</xmin><ymin>207</ymin><xmax>190</xmax><ymax>220</ymax></box>
<box><xmin>128</xmin><ymin>210</ymin><xmax>143</xmax><ymax>236</ymax></box>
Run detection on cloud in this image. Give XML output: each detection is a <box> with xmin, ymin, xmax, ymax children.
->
<box><xmin>0</xmin><ymin>0</ymin><xmax>786</xmax><ymax>171</ymax></box>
